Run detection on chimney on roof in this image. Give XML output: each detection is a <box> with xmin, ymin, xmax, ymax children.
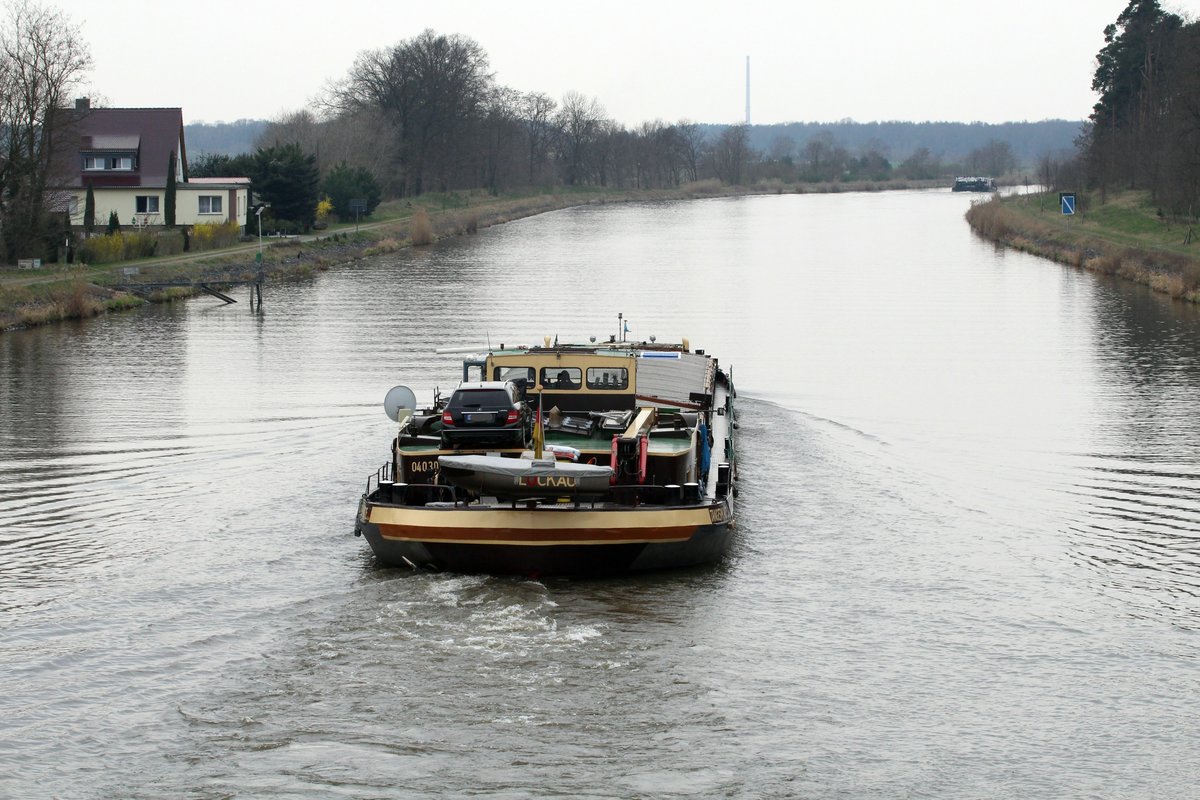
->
<box><xmin>75</xmin><ymin>97</ymin><xmax>90</xmax><ymax>110</ymax></box>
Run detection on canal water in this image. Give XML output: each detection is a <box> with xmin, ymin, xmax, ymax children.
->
<box><xmin>2</xmin><ymin>190</ymin><xmax>1199</xmax><ymax>798</ymax></box>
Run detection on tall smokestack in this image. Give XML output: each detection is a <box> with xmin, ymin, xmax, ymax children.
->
<box><xmin>745</xmin><ymin>56</ymin><xmax>750</xmax><ymax>125</ymax></box>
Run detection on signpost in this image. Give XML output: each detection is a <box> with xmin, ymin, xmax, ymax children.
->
<box><xmin>254</xmin><ymin>204</ymin><xmax>266</xmax><ymax>263</ymax></box>
<box><xmin>349</xmin><ymin>198</ymin><xmax>367</xmax><ymax>232</ymax></box>
<box><xmin>1059</xmin><ymin>192</ymin><xmax>1076</xmax><ymax>231</ymax></box>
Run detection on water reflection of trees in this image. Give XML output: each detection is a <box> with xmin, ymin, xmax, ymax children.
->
<box><xmin>1067</xmin><ymin>280</ymin><xmax>1200</xmax><ymax>626</ymax></box>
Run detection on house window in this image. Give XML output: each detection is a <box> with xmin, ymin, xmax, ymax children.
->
<box><xmin>135</xmin><ymin>195</ymin><xmax>160</xmax><ymax>213</ymax></box>
<box><xmin>198</xmin><ymin>195</ymin><xmax>223</xmax><ymax>214</ymax></box>
<box><xmin>83</xmin><ymin>155</ymin><xmax>135</xmax><ymax>170</ymax></box>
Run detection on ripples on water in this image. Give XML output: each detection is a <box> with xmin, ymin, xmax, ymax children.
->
<box><xmin>2</xmin><ymin>191</ymin><xmax>1200</xmax><ymax>798</ymax></box>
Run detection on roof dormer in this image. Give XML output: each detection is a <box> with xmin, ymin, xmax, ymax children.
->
<box><xmin>81</xmin><ymin>134</ymin><xmax>141</xmax><ymax>172</ymax></box>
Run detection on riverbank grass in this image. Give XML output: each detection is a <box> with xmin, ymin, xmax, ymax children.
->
<box><xmin>966</xmin><ymin>190</ymin><xmax>1200</xmax><ymax>302</ymax></box>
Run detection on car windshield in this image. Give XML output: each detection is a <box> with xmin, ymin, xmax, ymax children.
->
<box><xmin>449</xmin><ymin>389</ymin><xmax>512</xmax><ymax>409</ymax></box>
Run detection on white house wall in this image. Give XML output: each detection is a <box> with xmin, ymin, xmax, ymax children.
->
<box><xmin>176</xmin><ymin>187</ymin><xmax>247</xmax><ymax>227</ymax></box>
<box><xmin>70</xmin><ymin>186</ymin><xmax>248</xmax><ymax>230</ymax></box>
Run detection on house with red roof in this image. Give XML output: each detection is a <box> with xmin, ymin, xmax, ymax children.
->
<box><xmin>59</xmin><ymin>99</ymin><xmax>249</xmax><ymax>232</ymax></box>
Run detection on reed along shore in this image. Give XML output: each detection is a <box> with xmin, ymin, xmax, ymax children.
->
<box><xmin>966</xmin><ymin>191</ymin><xmax>1200</xmax><ymax>303</ymax></box>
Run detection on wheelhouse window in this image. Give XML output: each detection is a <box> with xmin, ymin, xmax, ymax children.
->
<box><xmin>135</xmin><ymin>195</ymin><xmax>159</xmax><ymax>213</ymax></box>
<box><xmin>493</xmin><ymin>366</ymin><xmax>534</xmax><ymax>384</ymax></box>
<box><xmin>586</xmin><ymin>367</ymin><xmax>629</xmax><ymax>390</ymax></box>
<box><xmin>198</xmin><ymin>195</ymin><xmax>223</xmax><ymax>214</ymax></box>
<box><xmin>540</xmin><ymin>367</ymin><xmax>581</xmax><ymax>390</ymax></box>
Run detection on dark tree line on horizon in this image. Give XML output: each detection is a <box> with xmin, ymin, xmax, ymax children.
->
<box><xmin>201</xmin><ymin>29</ymin><xmax>1053</xmax><ymax>227</ymax></box>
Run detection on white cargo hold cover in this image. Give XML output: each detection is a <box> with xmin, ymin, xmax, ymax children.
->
<box><xmin>439</xmin><ymin>455</ymin><xmax>612</xmax><ymax>480</ymax></box>
<box><xmin>633</xmin><ymin>351</ymin><xmax>714</xmax><ymax>408</ymax></box>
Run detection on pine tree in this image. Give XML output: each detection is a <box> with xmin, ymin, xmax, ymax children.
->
<box><xmin>83</xmin><ymin>182</ymin><xmax>95</xmax><ymax>234</ymax></box>
<box><xmin>248</xmin><ymin>142</ymin><xmax>320</xmax><ymax>231</ymax></box>
<box><xmin>165</xmin><ymin>150</ymin><xmax>177</xmax><ymax>227</ymax></box>
<box><xmin>106</xmin><ymin>209</ymin><xmax>120</xmax><ymax>235</ymax></box>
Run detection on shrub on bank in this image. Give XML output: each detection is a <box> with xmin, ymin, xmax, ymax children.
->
<box><xmin>191</xmin><ymin>221</ymin><xmax>241</xmax><ymax>252</ymax></box>
<box><xmin>363</xmin><ymin>237</ymin><xmax>401</xmax><ymax>257</ymax></box>
<box><xmin>11</xmin><ymin>280</ymin><xmax>112</xmax><ymax>327</ymax></box>
<box><xmin>409</xmin><ymin>210</ymin><xmax>434</xmax><ymax>246</ymax></box>
<box><xmin>78</xmin><ymin>232</ymin><xmax>156</xmax><ymax>263</ymax></box>
<box><xmin>76</xmin><ymin>230</ymin><xmax>187</xmax><ymax>264</ymax></box>
<box><xmin>682</xmin><ymin>179</ymin><xmax>723</xmax><ymax>196</ymax></box>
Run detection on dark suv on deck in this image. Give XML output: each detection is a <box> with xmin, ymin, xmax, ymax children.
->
<box><xmin>440</xmin><ymin>381</ymin><xmax>530</xmax><ymax>450</ymax></box>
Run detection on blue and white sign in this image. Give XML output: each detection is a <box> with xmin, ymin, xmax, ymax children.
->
<box><xmin>1060</xmin><ymin>193</ymin><xmax>1076</xmax><ymax>216</ymax></box>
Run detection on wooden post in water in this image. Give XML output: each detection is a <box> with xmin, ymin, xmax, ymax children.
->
<box><xmin>251</xmin><ymin>268</ymin><xmax>263</xmax><ymax>309</ymax></box>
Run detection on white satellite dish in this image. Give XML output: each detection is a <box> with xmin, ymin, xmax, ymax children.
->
<box><xmin>383</xmin><ymin>385</ymin><xmax>418</xmax><ymax>423</ymax></box>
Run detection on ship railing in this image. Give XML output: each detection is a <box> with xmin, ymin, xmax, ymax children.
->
<box><xmin>609</xmin><ymin>482</ymin><xmax>706</xmax><ymax>507</ymax></box>
<box><xmin>493</xmin><ymin>484</ymin><xmax>707</xmax><ymax>508</ymax></box>
<box><xmin>364</xmin><ymin>462</ymin><xmax>394</xmax><ymax>498</ymax></box>
<box><xmin>370</xmin><ymin>480</ymin><xmax>460</xmax><ymax>507</ymax></box>
<box><xmin>365</xmin><ymin>474</ymin><xmax>708</xmax><ymax>508</ymax></box>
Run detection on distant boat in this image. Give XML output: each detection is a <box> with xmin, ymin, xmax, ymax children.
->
<box><xmin>952</xmin><ymin>176</ymin><xmax>997</xmax><ymax>192</ymax></box>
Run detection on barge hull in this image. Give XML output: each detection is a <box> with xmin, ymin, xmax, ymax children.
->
<box><xmin>356</xmin><ymin>498</ymin><xmax>734</xmax><ymax>576</ymax></box>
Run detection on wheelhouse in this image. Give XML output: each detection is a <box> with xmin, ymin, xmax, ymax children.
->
<box><xmin>486</xmin><ymin>349</ymin><xmax>637</xmax><ymax>412</ymax></box>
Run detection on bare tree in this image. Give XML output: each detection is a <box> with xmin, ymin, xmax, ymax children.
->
<box><xmin>712</xmin><ymin>124</ymin><xmax>751</xmax><ymax>185</ymax></box>
<box><xmin>555</xmin><ymin>92</ymin><xmax>607</xmax><ymax>185</ymax></box>
<box><xmin>477</xmin><ymin>85</ymin><xmax>525</xmax><ymax>194</ymax></box>
<box><xmin>258</xmin><ymin>110</ymin><xmax>321</xmax><ymax>158</ymax></box>
<box><xmin>768</xmin><ymin>135</ymin><xmax>796</xmax><ymax>163</ymax></box>
<box><xmin>0</xmin><ymin>0</ymin><xmax>91</xmax><ymax>262</ymax></box>
<box><xmin>897</xmin><ymin>146</ymin><xmax>941</xmax><ymax>180</ymax></box>
<box><xmin>318</xmin><ymin>110</ymin><xmax>397</xmax><ymax>192</ymax></box>
<box><xmin>521</xmin><ymin>92</ymin><xmax>557</xmax><ymax>186</ymax></box>
<box><xmin>676</xmin><ymin>121</ymin><xmax>705</xmax><ymax>183</ymax></box>
<box><xmin>966</xmin><ymin>139</ymin><xmax>1016</xmax><ymax>177</ymax></box>
<box><xmin>632</xmin><ymin>120</ymin><xmax>666</xmax><ymax>188</ymax></box>
<box><xmin>799</xmin><ymin>130</ymin><xmax>846</xmax><ymax>182</ymax></box>
<box><xmin>333</xmin><ymin>29</ymin><xmax>493</xmax><ymax>196</ymax></box>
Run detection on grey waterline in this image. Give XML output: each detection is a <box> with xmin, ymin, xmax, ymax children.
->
<box><xmin>2</xmin><ymin>190</ymin><xmax>1199</xmax><ymax>798</ymax></box>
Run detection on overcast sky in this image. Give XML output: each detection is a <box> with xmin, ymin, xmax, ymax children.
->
<box><xmin>52</xmin><ymin>0</ymin><xmax>1200</xmax><ymax>127</ymax></box>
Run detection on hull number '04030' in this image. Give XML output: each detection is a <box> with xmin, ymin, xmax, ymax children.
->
<box><xmin>708</xmin><ymin>505</ymin><xmax>729</xmax><ymax>524</ymax></box>
<box><xmin>406</xmin><ymin>459</ymin><xmax>439</xmax><ymax>482</ymax></box>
